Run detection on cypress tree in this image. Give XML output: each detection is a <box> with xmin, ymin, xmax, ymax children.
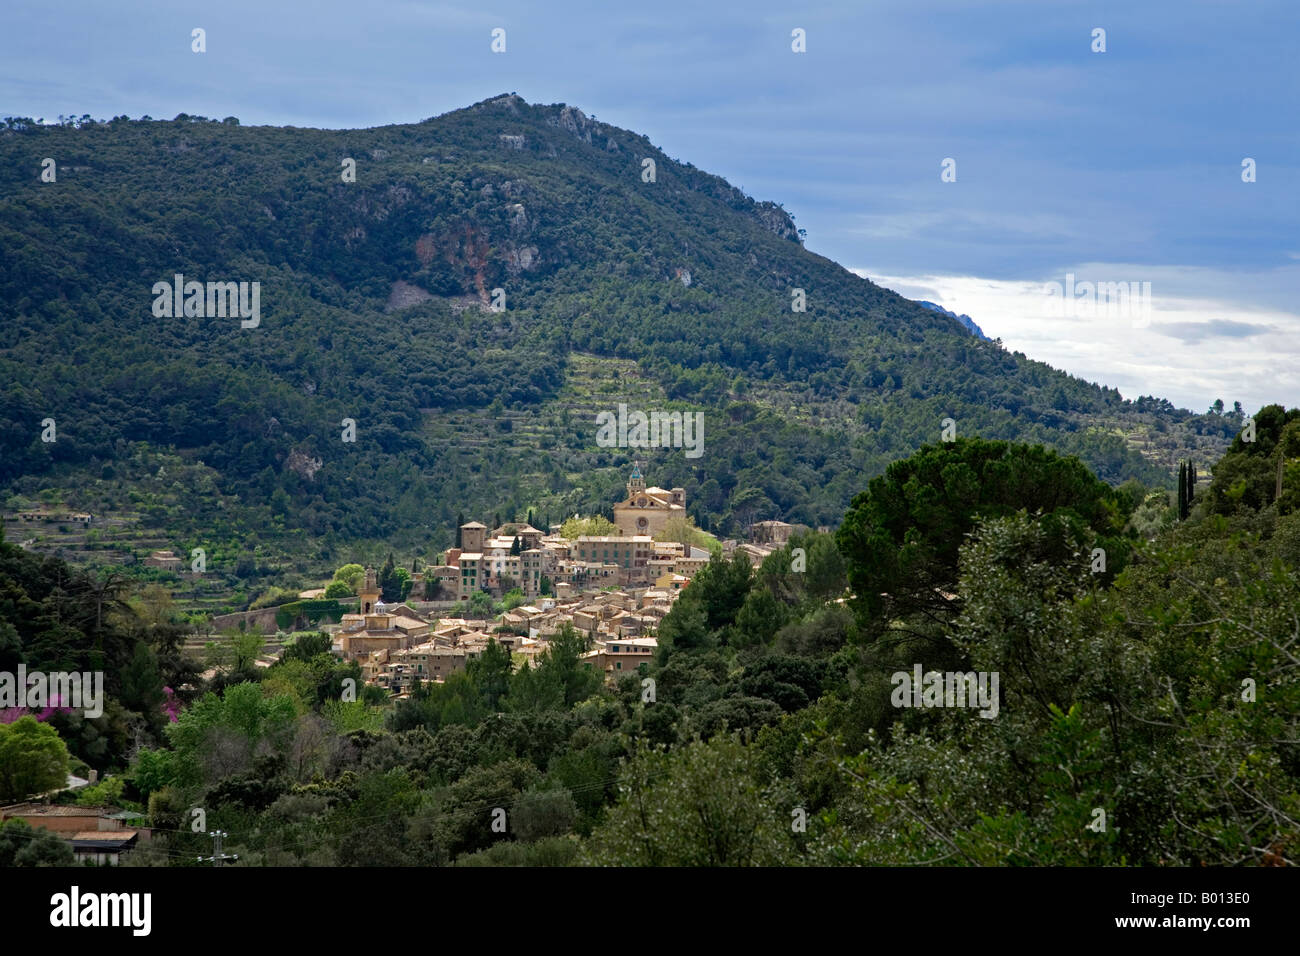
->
<box><xmin>380</xmin><ymin>553</ymin><xmax>398</xmax><ymax>602</ymax></box>
<box><xmin>455</xmin><ymin>513</ymin><xmax>465</xmax><ymax>549</ymax></box>
<box><xmin>1177</xmin><ymin>462</ymin><xmax>1188</xmax><ymax>520</ymax></box>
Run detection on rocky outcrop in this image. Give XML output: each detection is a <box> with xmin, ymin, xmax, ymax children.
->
<box><xmin>284</xmin><ymin>447</ymin><xmax>323</xmax><ymax>481</ymax></box>
<box><xmin>917</xmin><ymin>301</ymin><xmax>990</xmax><ymax>341</ymax></box>
<box><xmin>386</xmin><ymin>280</ymin><xmax>434</xmax><ymax>312</ymax></box>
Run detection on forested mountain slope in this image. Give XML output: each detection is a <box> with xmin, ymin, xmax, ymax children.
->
<box><xmin>0</xmin><ymin>95</ymin><xmax>1235</xmax><ymax>566</ymax></box>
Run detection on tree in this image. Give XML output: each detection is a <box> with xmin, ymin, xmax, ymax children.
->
<box><xmin>0</xmin><ymin>818</ymin><xmax>75</xmax><ymax>866</ymax></box>
<box><xmin>232</xmin><ymin>630</ymin><xmax>265</xmax><ymax>673</ymax></box>
<box><xmin>379</xmin><ymin>554</ymin><xmax>407</xmax><ymax>602</ymax></box>
<box><xmin>654</xmin><ymin>514</ymin><xmax>715</xmax><ymax>552</ymax></box>
<box><xmin>506</xmin><ymin>624</ymin><xmax>598</xmax><ymax>712</ymax></box>
<box><xmin>389</xmin><ymin>567</ymin><xmax>414</xmax><ymax>602</ymax></box>
<box><xmin>511</xmin><ymin>788</ymin><xmax>578</xmax><ymax>842</ymax></box>
<box><xmin>1177</xmin><ymin>462</ymin><xmax>1189</xmax><ymax>520</ymax></box>
<box><xmin>1206</xmin><ymin>405</ymin><xmax>1300</xmax><ymax>515</ymax></box>
<box><xmin>467</xmin><ymin>638</ymin><xmax>512</xmax><ymax>711</ymax></box>
<box><xmin>324</xmin><ymin>580</ymin><xmax>352</xmax><ymax>599</ymax></box>
<box><xmin>686</xmin><ymin>551</ymin><xmax>753</xmax><ymax>634</ymax></box>
<box><xmin>332</xmin><ymin>564</ymin><xmax>365</xmax><ymax>591</ymax></box>
<box><xmin>165</xmin><ymin>682</ymin><xmax>297</xmax><ymax>788</ymax></box>
<box><xmin>0</xmin><ymin>716</ymin><xmax>71</xmax><ymax>801</ymax></box>
<box><xmin>583</xmin><ymin>735</ymin><xmax>798</xmax><ymax>866</ymax></box>
<box><xmin>282</xmin><ymin>632</ymin><xmax>332</xmax><ymax>663</ymax></box>
<box><xmin>455</xmin><ymin>514</ymin><xmax>466</xmax><ymax>549</ymax></box>
<box><xmin>559</xmin><ymin>515</ymin><xmax>618</xmax><ymax>538</ymax></box>
<box><xmin>836</xmin><ymin>439</ymin><xmax>1127</xmax><ymax>642</ymax></box>
<box><xmin>120</xmin><ymin>641</ymin><xmax>165</xmax><ymax>722</ymax></box>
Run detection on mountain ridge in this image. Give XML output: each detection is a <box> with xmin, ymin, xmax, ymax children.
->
<box><xmin>0</xmin><ymin>95</ymin><xmax>1237</xmax><ymax>588</ymax></box>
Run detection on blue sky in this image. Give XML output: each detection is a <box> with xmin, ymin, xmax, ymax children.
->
<box><xmin>3</xmin><ymin>0</ymin><xmax>1297</xmax><ymax>412</ymax></box>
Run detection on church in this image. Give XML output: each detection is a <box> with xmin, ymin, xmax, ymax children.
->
<box><xmin>613</xmin><ymin>462</ymin><xmax>686</xmax><ymax>537</ymax></box>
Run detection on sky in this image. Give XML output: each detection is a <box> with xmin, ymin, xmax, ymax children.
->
<box><xmin>3</xmin><ymin>0</ymin><xmax>1297</xmax><ymax>413</ymax></box>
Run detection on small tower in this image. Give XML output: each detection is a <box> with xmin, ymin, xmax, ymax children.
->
<box><xmin>628</xmin><ymin>461</ymin><xmax>646</xmax><ymax>498</ymax></box>
<box><xmin>358</xmin><ymin>566</ymin><xmax>380</xmax><ymax>615</ymax></box>
<box><xmin>460</xmin><ymin>521</ymin><xmax>487</xmax><ymax>554</ymax></box>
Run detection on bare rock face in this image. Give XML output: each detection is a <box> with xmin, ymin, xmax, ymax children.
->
<box><xmin>505</xmin><ymin>244</ymin><xmax>540</xmax><ymax>275</ymax></box>
<box><xmin>480</xmin><ymin>93</ymin><xmax>523</xmax><ymax>113</ymax></box>
<box><xmin>386</xmin><ymin>280</ymin><xmax>434</xmax><ymax>312</ymax></box>
<box><xmin>550</xmin><ymin>105</ymin><xmax>595</xmax><ymax>144</ymax></box>
<box><xmin>499</xmin><ymin>133</ymin><xmax>526</xmax><ymax>150</ymax></box>
<box><xmin>507</xmin><ymin>202</ymin><xmax>529</xmax><ymax>235</ymax></box>
<box><xmin>285</xmin><ymin>448</ymin><xmax>323</xmax><ymax>481</ymax></box>
<box><xmin>752</xmin><ymin>201</ymin><xmax>799</xmax><ymax>242</ymax></box>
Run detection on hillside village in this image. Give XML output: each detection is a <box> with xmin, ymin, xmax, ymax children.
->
<box><xmin>317</xmin><ymin>464</ymin><xmax>802</xmax><ymax>694</ymax></box>
<box><xmin>2</xmin><ymin>464</ymin><xmax>809</xmax><ymax>699</ymax></box>
<box><xmin>0</xmin><ymin>463</ymin><xmax>813</xmax><ymax>865</ymax></box>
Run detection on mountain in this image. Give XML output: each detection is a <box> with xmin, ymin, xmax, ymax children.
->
<box><xmin>917</xmin><ymin>301</ymin><xmax>989</xmax><ymax>341</ymax></box>
<box><xmin>0</xmin><ymin>95</ymin><xmax>1237</xmax><ymax>594</ymax></box>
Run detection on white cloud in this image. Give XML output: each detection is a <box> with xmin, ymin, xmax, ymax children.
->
<box><xmin>854</xmin><ymin>264</ymin><xmax>1300</xmax><ymax>414</ymax></box>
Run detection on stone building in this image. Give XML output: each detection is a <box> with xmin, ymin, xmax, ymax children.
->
<box><xmin>613</xmin><ymin>463</ymin><xmax>685</xmax><ymax>537</ymax></box>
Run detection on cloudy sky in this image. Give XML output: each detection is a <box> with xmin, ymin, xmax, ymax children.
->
<box><xmin>3</xmin><ymin>0</ymin><xmax>1296</xmax><ymax>412</ymax></box>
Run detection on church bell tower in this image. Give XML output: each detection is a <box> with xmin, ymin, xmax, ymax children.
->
<box><xmin>628</xmin><ymin>461</ymin><xmax>646</xmax><ymax>498</ymax></box>
<box><xmin>358</xmin><ymin>566</ymin><xmax>380</xmax><ymax>615</ymax></box>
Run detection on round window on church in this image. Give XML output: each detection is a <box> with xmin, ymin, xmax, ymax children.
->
<box><xmin>637</xmin><ymin>518</ymin><xmax>648</xmax><ymax>530</ymax></box>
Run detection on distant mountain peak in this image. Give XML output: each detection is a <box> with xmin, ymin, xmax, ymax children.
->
<box><xmin>917</xmin><ymin>301</ymin><xmax>990</xmax><ymax>341</ymax></box>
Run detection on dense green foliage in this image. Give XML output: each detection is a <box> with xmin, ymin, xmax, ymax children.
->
<box><xmin>0</xmin><ymin>432</ymin><xmax>1296</xmax><ymax>866</ymax></box>
<box><xmin>1205</xmin><ymin>404</ymin><xmax>1300</xmax><ymax>516</ymax></box>
<box><xmin>0</xmin><ymin>716</ymin><xmax>71</xmax><ymax>801</ymax></box>
<box><xmin>0</xmin><ymin>537</ymin><xmax>201</xmax><ymax>783</ymax></box>
<box><xmin>0</xmin><ymin>99</ymin><xmax>1233</xmax><ymax>585</ymax></box>
<box><xmin>837</xmin><ymin>438</ymin><xmax>1132</xmax><ymax>643</ymax></box>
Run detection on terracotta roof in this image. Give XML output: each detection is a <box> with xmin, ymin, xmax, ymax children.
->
<box><xmin>2</xmin><ymin>803</ymin><xmax>117</xmax><ymax>817</ymax></box>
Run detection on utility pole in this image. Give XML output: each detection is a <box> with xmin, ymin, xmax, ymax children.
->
<box><xmin>197</xmin><ymin>829</ymin><xmax>238</xmax><ymax>867</ymax></box>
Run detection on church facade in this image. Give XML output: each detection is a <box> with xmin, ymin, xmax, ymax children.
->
<box><xmin>613</xmin><ymin>463</ymin><xmax>686</xmax><ymax>537</ymax></box>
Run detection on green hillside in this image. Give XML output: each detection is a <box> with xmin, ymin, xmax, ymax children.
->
<box><xmin>0</xmin><ymin>96</ymin><xmax>1237</xmax><ymax>588</ymax></box>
